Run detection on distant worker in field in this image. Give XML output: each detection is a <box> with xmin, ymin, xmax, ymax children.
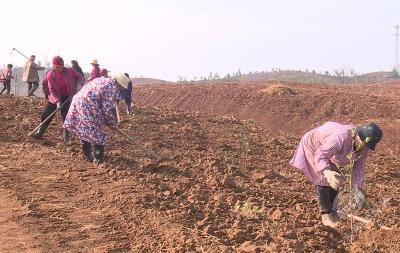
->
<box><xmin>63</xmin><ymin>72</ymin><xmax>130</xmax><ymax>163</ymax></box>
<box><xmin>22</xmin><ymin>55</ymin><xmax>45</xmax><ymax>96</ymax></box>
<box><xmin>117</xmin><ymin>72</ymin><xmax>133</xmax><ymax>115</ymax></box>
<box><xmin>100</xmin><ymin>68</ymin><xmax>109</xmax><ymax>77</ymax></box>
<box><xmin>289</xmin><ymin>121</ymin><xmax>382</xmax><ymax>228</ymax></box>
<box><xmin>0</xmin><ymin>64</ymin><xmax>14</xmax><ymax>95</ymax></box>
<box><xmin>71</xmin><ymin>60</ymin><xmax>85</xmax><ymax>80</ymax></box>
<box><xmin>87</xmin><ymin>59</ymin><xmax>101</xmax><ymax>82</ymax></box>
<box><xmin>31</xmin><ymin>56</ymin><xmax>84</xmax><ymax>143</ymax></box>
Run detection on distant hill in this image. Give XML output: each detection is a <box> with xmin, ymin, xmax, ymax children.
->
<box><xmin>131</xmin><ymin>77</ymin><xmax>170</xmax><ymax>85</ymax></box>
<box><xmin>191</xmin><ymin>69</ymin><xmax>399</xmax><ymax>85</ymax></box>
<box><xmin>238</xmin><ymin>70</ymin><xmax>397</xmax><ymax>85</ymax></box>
<box><xmin>6</xmin><ymin>66</ymin><xmax>399</xmax><ymax>90</ymax></box>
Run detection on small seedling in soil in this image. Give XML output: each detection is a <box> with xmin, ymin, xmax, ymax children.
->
<box><xmin>235</xmin><ymin>201</ymin><xmax>265</xmax><ymax>218</ymax></box>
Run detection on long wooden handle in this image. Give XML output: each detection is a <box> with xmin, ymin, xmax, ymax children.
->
<box><xmin>12</xmin><ymin>48</ymin><xmax>30</xmax><ymax>60</ymax></box>
<box><xmin>115</xmin><ymin>103</ymin><xmax>121</xmax><ymax>123</ymax></box>
<box><xmin>28</xmin><ymin>108</ymin><xmax>59</xmax><ymax>136</ymax></box>
<box><xmin>28</xmin><ymin>98</ymin><xmax>70</xmax><ymax>136</ymax></box>
<box><xmin>347</xmin><ymin>214</ymin><xmax>393</xmax><ymax>231</ymax></box>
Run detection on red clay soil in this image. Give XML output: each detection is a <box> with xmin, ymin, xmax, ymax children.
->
<box><xmin>0</xmin><ymin>80</ymin><xmax>399</xmax><ymax>252</ymax></box>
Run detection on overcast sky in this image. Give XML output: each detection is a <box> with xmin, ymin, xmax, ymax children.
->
<box><xmin>1</xmin><ymin>0</ymin><xmax>399</xmax><ymax>81</ymax></box>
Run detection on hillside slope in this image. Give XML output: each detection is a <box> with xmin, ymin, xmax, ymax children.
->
<box><xmin>133</xmin><ymin>81</ymin><xmax>400</xmax><ymax>136</ymax></box>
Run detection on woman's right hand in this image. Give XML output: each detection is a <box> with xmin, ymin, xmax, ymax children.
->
<box><xmin>323</xmin><ymin>169</ymin><xmax>345</xmax><ymax>190</ymax></box>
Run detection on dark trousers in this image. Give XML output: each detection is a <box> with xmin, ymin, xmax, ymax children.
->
<box><xmin>40</xmin><ymin>96</ymin><xmax>70</xmax><ymax>129</ymax></box>
<box><xmin>315</xmin><ymin>185</ymin><xmax>339</xmax><ymax>214</ymax></box>
<box><xmin>118</xmin><ymin>98</ymin><xmax>132</xmax><ymax>113</ymax></box>
<box><xmin>125</xmin><ymin>98</ymin><xmax>132</xmax><ymax>113</ymax></box>
<box><xmin>28</xmin><ymin>82</ymin><xmax>39</xmax><ymax>96</ymax></box>
<box><xmin>0</xmin><ymin>80</ymin><xmax>11</xmax><ymax>94</ymax></box>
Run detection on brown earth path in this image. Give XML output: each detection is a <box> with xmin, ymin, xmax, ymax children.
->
<box><xmin>0</xmin><ymin>187</ymin><xmax>42</xmax><ymax>252</ymax></box>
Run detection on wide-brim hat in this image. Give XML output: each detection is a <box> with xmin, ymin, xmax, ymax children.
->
<box><xmin>90</xmin><ymin>59</ymin><xmax>100</xmax><ymax>65</ymax></box>
<box><xmin>356</xmin><ymin>123</ymin><xmax>382</xmax><ymax>150</ymax></box>
<box><xmin>111</xmin><ymin>72</ymin><xmax>130</xmax><ymax>89</ymax></box>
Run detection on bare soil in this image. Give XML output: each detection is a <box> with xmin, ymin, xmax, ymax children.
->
<box><xmin>0</xmin><ymin>80</ymin><xmax>399</xmax><ymax>252</ymax></box>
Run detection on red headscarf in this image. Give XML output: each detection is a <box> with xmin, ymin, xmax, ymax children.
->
<box><xmin>52</xmin><ymin>56</ymin><xmax>64</xmax><ymax>66</ymax></box>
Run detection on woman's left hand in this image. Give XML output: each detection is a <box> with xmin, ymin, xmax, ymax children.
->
<box><xmin>354</xmin><ymin>188</ymin><xmax>366</xmax><ymax>210</ymax></box>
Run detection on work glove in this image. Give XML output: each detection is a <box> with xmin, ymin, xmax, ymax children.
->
<box><xmin>323</xmin><ymin>169</ymin><xmax>345</xmax><ymax>190</ymax></box>
<box><xmin>352</xmin><ymin>188</ymin><xmax>366</xmax><ymax>210</ymax></box>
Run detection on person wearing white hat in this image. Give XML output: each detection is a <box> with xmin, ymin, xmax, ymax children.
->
<box><xmin>87</xmin><ymin>59</ymin><xmax>101</xmax><ymax>82</ymax></box>
<box><xmin>63</xmin><ymin>72</ymin><xmax>130</xmax><ymax>163</ymax></box>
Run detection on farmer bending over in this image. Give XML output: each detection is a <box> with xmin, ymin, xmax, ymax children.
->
<box><xmin>31</xmin><ymin>56</ymin><xmax>84</xmax><ymax>143</ymax></box>
<box><xmin>63</xmin><ymin>72</ymin><xmax>130</xmax><ymax>163</ymax></box>
<box><xmin>289</xmin><ymin>121</ymin><xmax>382</xmax><ymax>228</ymax></box>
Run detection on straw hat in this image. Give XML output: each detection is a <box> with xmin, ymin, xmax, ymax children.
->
<box><xmin>111</xmin><ymin>72</ymin><xmax>130</xmax><ymax>89</ymax></box>
<box><xmin>90</xmin><ymin>59</ymin><xmax>100</xmax><ymax>65</ymax></box>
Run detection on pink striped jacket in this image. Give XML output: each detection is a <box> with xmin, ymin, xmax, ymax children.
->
<box><xmin>290</xmin><ymin>121</ymin><xmax>369</xmax><ymax>189</ymax></box>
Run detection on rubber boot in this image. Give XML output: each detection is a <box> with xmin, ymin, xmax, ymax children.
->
<box><xmin>321</xmin><ymin>213</ymin><xmax>340</xmax><ymax>228</ymax></box>
<box><xmin>63</xmin><ymin>130</ymin><xmax>70</xmax><ymax>145</ymax></box>
<box><xmin>81</xmin><ymin>141</ymin><xmax>93</xmax><ymax>162</ymax></box>
<box><xmin>93</xmin><ymin>145</ymin><xmax>105</xmax><ymax>164</ymax></box>
<box><xmin>31</xmin><ymin>124</ymin><xmax>48</xmax><ymax>140</ymax></box>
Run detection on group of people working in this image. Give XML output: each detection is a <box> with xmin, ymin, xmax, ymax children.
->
<box><xmin>1</xmin><ymin>55</ymin><xmax>132</xmax><ymax>163</ymax></box>
<box><xmin>1</xmin><ymin>55</ymin><xmax>45</xmax><ymax>95</ymax></box>
<box><xmin>1</xmin><ymin>56</ymin><xmax>133</xmax><ymax>114</ymax></box>
<box><xmin>2</xmin><ymin>55</ymin><xmax>384</xmax><ymax>229</ymax></box>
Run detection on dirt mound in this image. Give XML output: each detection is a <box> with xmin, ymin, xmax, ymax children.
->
<box><xmin>133</xmin><ymin>81</ymin><xmax>400</xmax><ymax>137</ymax></box>
<box><xmin>260</xmin><ymin>84</ymin><xmax>298</xmax><ymax>95</ymax></box>
<box><xmin>0</xmin><ymin>80</ymin><xmax>399</xmax><ymax>252</ymax></box>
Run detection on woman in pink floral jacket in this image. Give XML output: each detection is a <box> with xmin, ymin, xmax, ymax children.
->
<box><xmin>63</xmin><ymin>72</ymin><xmax>130</xmax><ymax>163</ymax></box>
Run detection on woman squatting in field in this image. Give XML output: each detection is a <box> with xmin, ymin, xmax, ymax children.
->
<box><xmin>63</xmin><ymin>72</ymin><xmax>130</xmax><ymax>163</ymax></box>
<box><xmin>289</xmin><ymin>121</ymin><xmax>382</xmax><ymax>228</ymax></box>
